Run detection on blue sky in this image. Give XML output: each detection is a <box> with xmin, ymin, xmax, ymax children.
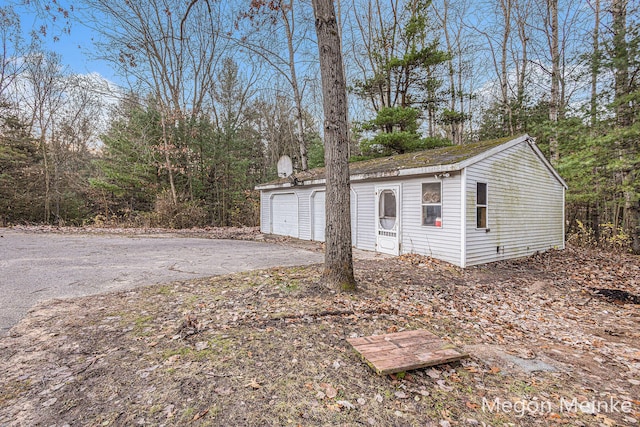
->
<box><xmin>14</xmin><ymin>1</ymin><xmax>120</xmax><ymax>84</ymax></box>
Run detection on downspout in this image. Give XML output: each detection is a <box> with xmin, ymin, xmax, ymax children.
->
<box><xmin>460</xmin><ymin>168</ymin><xmax>467</xmax><ymax>268</ymax></box>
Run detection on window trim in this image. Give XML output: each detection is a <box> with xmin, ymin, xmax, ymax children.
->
<box><xmin>421</xmin><ymin>181</ymin><xmax>442</xmax><ymax>227</ymax></box>
<box><xmin>476</xmin><ymin>182</ymin><xmax>488</xmax><ymax>229</ymax></box>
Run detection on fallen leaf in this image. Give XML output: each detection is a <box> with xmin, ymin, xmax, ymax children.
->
<box><xmin>596</xmin><ymin>414</ymin><xmax>617</xmax><ymax>426</ymax></box>
<box><xmin>246</xmin><ymin>379</ymin><xmax>262</xmax><ymax>389</ymax></box>
<box><xmin>192</xmin><ymin>408</ymin><xmax>209</xmax><ymax>421</ymax></box>
<box><xmin>319</xmin><ymin>382</ymin><xmax>338</xmax><ymax>399</ymax></box>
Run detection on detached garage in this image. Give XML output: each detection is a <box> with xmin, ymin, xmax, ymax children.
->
<box><xmin>256</xmin><ymin>134</ymin><xmax>567</xmax><ymax>267</ymax></box>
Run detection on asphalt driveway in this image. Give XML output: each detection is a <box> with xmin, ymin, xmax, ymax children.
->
<box><xmin>0</xmin><ymin>229</ymin><xmax>324</xmax><ymax>336</ymax></box>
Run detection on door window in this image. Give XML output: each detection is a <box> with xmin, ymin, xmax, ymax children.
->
<box><xmin>379</xmin><ymin>189</ymin><xmax>397</xmax><ymax>230</ymax></box>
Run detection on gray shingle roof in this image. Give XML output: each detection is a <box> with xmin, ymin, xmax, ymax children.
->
<box><xmin>257</xmin><ymin>135</ymin><xmax>533</xmax><ymax>190</ymax></box>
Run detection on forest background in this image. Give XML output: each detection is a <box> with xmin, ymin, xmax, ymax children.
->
<box><xmin>0</xmin><ymin>0</ymin><xmax>638</xmax><ymax>252</ymax></box>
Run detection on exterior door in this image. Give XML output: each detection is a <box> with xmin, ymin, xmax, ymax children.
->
<box><xmin>271</xmin><ymin>193</ymin><xmax>298</xmax><ymax>238</ymax></box>
<box><xmin>375</xmin><ymin>185</ymin><xmax>400</xmax><ymax>255</ymax></box>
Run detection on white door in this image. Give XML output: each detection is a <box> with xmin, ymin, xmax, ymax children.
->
<box><xmin>312</xmin><ymin>191</ymin><xmax>325</xmax><ymax>242</ymax></box>
<box><xmin>375</xmin><ymin>185</ymin><xmax>400</xmax><ymax>255</ymax></box>
<box><xmin>272</xmin><ymin>193</ymin><xmax>298</xmax><ymax>238</ymax></box>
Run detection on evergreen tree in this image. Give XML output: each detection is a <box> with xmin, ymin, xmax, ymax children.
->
<box><xmin>90</xmin><ymin>97</ymin><xmax>161</xmax><ymax>220</ymax></box>
<box><xmin>0</xmin><ymin>114</ymin><xmax>43</xmax><ymax>224</ymax></box>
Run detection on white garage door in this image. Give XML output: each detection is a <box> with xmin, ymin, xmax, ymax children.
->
<box><xmin>312</xmin><ymin>191</ymin><xmax>326</xmax><ymax>242</ymax></box>
<box><xmin>272</xmin><ymin>193</ymin><xmax>298</xmax><ymax>238</ymax></box>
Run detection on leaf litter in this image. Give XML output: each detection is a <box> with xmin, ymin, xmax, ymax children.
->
<box><xmin>0</xmin><ymin>240</ymin><xmax>638</xmax><ymax>426</ymax></box>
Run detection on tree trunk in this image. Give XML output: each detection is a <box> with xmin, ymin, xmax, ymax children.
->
<box><xmin>611</xmin><ymin>0</ymin><xmax>638</xmax><ymax>252</ymax></box>
<box><xmin>441</xmin><ymin>0</ymin><xmax>460</xmax><ymax>145</ymax></box>
<box><xmin>612</xmin><ymin>0</ymin><xmax>630</xmax><ymax>127</ymax></box>
<box><xmin>499</xmin><ymin>0</ymin><xmax>513</xmax><ymax>136</ymax></box>
<box><xmin>282</xmin><ymin>5</ymin><xmax>309</xmax><ymax>171</ymax></box>
<box><xmin>548</xmin><ymin>0</ymin><xmax>560</xmax><ymax>165</ymax></box>
<box><xmin>311</xmin><ymin>0</ymin><xmax>356</xmax><ymax>291</ymax></box>
<box><xmin>590</xmin><ymin>0</ymin><xmax>600</xmax><ymax>128</ymax></box>
<box><xmin>39</xmin><ymin>135</ymin><xmax>51</xmax><ymax>223</ymax></box>
<box><xmin>160</xmin><ymin>113</ymin><xmax>178</xmax><ymax>206</ymax></box>
<box><xmin>515</xmin><ymin>1</ymin><xmax>529</xmax><ymax>133</ymax></box>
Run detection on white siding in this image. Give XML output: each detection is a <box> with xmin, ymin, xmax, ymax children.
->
<box><xmin>296</xmin><ymin>187</ymin><xmax>313</xmax><ymax>241</ymax></box>
<box><xmin>260</xmin><ymin>191</ymin><xmax>270</xmax><ymax>234</ymax></box>
<box><xmin>351</xmin><ymin>182</ymin><xmax>376</xmax><ymax>251</ymax></box>
<box><xmin>351</xmin><ymin>177</ymin><xmax>462</xmax><ymax>264</ymax></box>
<box><xmin>465</xmin><ymin>141</ymin><xmax>564</xmax><ymax>266</ymax></box>
<box><xmin>311</xmin><ymin>190</ymin><xmax>326</xmax><ymax>242</ymax></box>
<box><xmin>399</xmin><ymin>175</ymin><xmax>462</xmax><ymax>266</ymax></box>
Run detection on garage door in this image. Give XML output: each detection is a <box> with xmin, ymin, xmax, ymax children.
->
<box><xmin>271</xmin><ymin>193</ymin><xmax>298</xmax><ymax>238</ymax></box>
<box><xmin>312</xmin><ymin>191</ymin><xmax>325</xmax><ymax>242</ymax></box>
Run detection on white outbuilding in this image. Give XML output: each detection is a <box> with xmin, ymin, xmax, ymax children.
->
<box><xmin>256</xmin><ymin>134</ymin><xmax>567</xmax><ymax>267</ymax></box>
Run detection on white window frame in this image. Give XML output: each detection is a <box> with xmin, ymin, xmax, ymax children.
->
<box><xmin>476</xmin><ymin>182</ymin><xmax>488</xmax><ymax>229</ymax></box>
<box><xmin>421</xmin><ymin>182</ymin><xmax>442</xmax><ymax>227</ymax></box>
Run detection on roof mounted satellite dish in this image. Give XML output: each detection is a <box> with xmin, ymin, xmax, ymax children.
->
<box><xmin>277</xmin><ymin>155</ymin><xmax>293</xmax><ymax>178</ymax></box>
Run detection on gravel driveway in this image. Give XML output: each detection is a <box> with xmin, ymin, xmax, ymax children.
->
<box><xmin>0</xmin><ymin>229</ymin><xmax>324</xmax><ymax>336</ymax></box>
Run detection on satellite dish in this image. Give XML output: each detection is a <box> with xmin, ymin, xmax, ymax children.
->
<box><xmin>277</xmin><ymin>155</ymin><xmax>293</xmax><ymax>178</ymax></box>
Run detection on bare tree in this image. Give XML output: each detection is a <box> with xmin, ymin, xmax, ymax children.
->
<box><xmin>512</xmin><ymin>0</ymin><xmax>531</xmax><ymax>132</ymax></box>
<box><xmin>83</xmin><ymin>0</ymin><xmax>228</xmax><ymax>204</ymax></box>
<box><xmin>433</xmin><ymin>0</ymin><xmax>475</xmax><ymax>144</ymax></box>
<box><xmin>547</xmin><ymin>0</ymin><xmax>560</xmax><ymax>164</ymax></box>
<box><xmin>20</xmin><ymin>51</ymin><xmax>67</xmax><ymax>222</ymax></box>
<box><xmin>0</xmin><ymin>6</ymin><xmax>24</xmax><ymax>106</ymax></box>
<box><xmin>589</xmin><ymin>0</ymin><xmax>601</xmax><ymax>128</ymax></box>
<box><xmin>472</xmin><ymin>0</ymin><xmax>515</xmax><ymax>136</ymax></box>
<box><xmin>238</xmin><ymin>0</ymin><xmax>313</xmax><ymax>170</ymax></box>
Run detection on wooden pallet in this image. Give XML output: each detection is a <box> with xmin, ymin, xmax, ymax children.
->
<box><xmin>347</xmin><ymin>329</ymin><xmax>469</xmax><ymax>375</ymax></box>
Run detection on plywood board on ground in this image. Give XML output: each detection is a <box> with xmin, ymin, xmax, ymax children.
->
<box><xmin>347</xmin><ymin>329</ymin><xmax>469</xmax><ymax>375</ymax></box>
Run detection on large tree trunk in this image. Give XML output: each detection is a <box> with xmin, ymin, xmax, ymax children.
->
<box><xmin>311</xmin><ymin>0</ymin><xmax>356</xmax><ymax>291</ymax></box>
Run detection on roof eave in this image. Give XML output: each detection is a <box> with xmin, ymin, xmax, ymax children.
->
<box><xmin>397</xmin><ymin>163</ymin><xmax>461</xmax><ymax>177</ymax></box>
<box><xmin>256</xmin><ymin>166</ymin><xmax>458</xmax><ymax>190</ymax></box>
<box><xmin>527</xmin><ymin>139</ymin><xmax>569</xmax><ymax>189</ymax></box>
<box><xmin>255</xmin><ymin>182</ymin><xmax>297</xmax><ymax>190</ymax></box>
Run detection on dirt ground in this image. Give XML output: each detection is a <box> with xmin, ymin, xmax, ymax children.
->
<box><xmin>0</xmin><ymin>229</ymin><xmax>639</xmax><ymax>426</ymax></box>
